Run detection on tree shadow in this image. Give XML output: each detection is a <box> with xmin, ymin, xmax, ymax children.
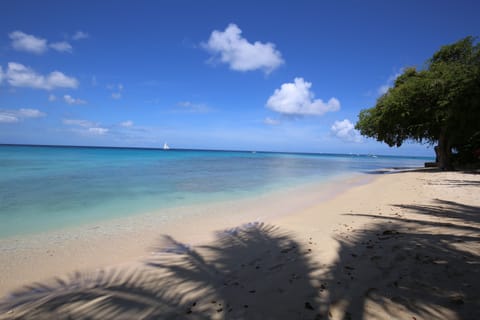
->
<box><xmin>365</xmin><ymin>168</ymin><xmax>442</xmax><ymax>175</ymax></box>
<box><xmin>426</xmin><ymin>179</ymin><xmax>480</xmax><ymax>187</ymax></box>
<box><xmin>365</xmin><ymin>168</ymin><xmax>480</xmax><ymax>176</ymax></box>
<box><xmin>326</xmin><ymin>200</ymin><xmax>480</xmax><ymax>319</ymax></box>
<box><xmin>3</xmin><ymin>202</ymin><xmax>478</xmax><ymax>319</ymax></box>
<box><xmin>0</xmin><ymin>222</ymin><xmax>323</xmax><ymax>319</ymax></box>
<box><xmin>394</xmin><ymin>199</ymin><xmax>480</xmax><ymax>225</ymax></box>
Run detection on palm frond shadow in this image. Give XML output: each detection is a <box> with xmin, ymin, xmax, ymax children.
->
<box><xmin>0</xmin><ymin>222</ymin><xmax>322</xmax><ymax>319</ymax></box>
<box><xmin>0</xmin><ymin>267</ymin><xmax>191</xmax><ymax>319</ymax></box>
<box><xmin>430</xmin><ymin>179</ymin><xmax>480</xmax><ymax>187</ymax></box>
<box><xmin>327</xmin><ymin>199</ymin><xmax>480</xmax><ymax>320</ymax></box>
<box><xmin>147</xmin><ymin>222</ymin><xmax>322</xmax><ymax>319</ymax></box>
<box><xmin>394</xmin><ymin>198</ymin><xmax>480</xmax><ymax>225</ymax></box>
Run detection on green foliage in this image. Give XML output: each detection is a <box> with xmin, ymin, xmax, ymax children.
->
<box><xmin>356</xmin><ymin>37</ymin><xmax>480</xmax><ymax>167</ymax></box>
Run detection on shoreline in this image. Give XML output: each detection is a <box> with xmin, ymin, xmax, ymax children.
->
<box><xmin>1</xmin><ymin>169</ymin><xmax>478</xmax><ymax>319</ymax></box>
<box><xmin>0</xmin><ymin>172</ymin><xmax>373</xmax><ymax>297</ymax></box>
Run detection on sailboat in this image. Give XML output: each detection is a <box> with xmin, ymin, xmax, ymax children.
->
<box><xmin>163</xmin><ymin>142</ymin><xmax>170</xmax><ymax>150</ymax></box>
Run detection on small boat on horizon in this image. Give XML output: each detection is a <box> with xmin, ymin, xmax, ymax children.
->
<box><xmin>163</xmin><ymin>142</ymin><xmax>170</xmax><ymax>150</ymax></box>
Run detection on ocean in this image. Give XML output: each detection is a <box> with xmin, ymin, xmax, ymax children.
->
<box><xmin>0</xmin><ymin>145</ymin><xmax>432</xmax><ymax>238</ymax></box>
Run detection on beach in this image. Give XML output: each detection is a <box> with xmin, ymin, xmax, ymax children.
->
<box><xmin>1</xmin><ymin>169</ymin><xmax>479</xmax><ymax>319</ymax></box>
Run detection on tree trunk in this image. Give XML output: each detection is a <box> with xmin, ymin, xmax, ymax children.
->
<box><xmin>437</xmin><ymin>129</ymin><xmax>453</xmax><ymax>170</ymax></box>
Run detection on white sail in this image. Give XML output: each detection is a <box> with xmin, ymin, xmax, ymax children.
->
<box><xmin>163</xmin><ymin>143</ymin><xmax>170</xmax><ymax>150</ymax></box>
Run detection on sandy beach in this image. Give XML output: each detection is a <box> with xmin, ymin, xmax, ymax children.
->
<box><xmin>0</xmin><ymin>169</ymin><xmax>479</xmax><ymax>319</ymax></box>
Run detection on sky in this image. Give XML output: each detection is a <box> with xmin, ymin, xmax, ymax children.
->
<box><xmin>0</xmin><ymin>0</ymin><xmax>479</xmax><ymax>156</ymax></box>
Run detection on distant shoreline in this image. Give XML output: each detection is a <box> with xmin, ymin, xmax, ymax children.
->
<box><xmin>0</xmin><ymin>143</ymin><xmax>434</xmax><ymax>160</ymax></box>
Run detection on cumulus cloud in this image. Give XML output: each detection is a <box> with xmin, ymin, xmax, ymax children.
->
<box><xmin>9</xmin><ymin>30</ymin><xmax>74</xmax><ymax>54</ymax></box>
<box><xmin>0</xmin><ymin>108</ymin><xmax>46</xmax><ymax>123</ymax></box>
<box><xmin>266</xmin><ymin>78</ymin><xmax>340</xmax><ymax>116</ymax></box>
<box><xmin>4</xmin><ymin>62</ymin><xmax>78</xmax><ymax>90</ymax></box>
<box><xmin>72</xmin><ymin>31</ymin><xmax>89</xmax><ymax>40</ymax></box>
<box><xmin>48</xmin><ymin>94</ymin><xmax>57</xmax><ymax>102</ymax></box>
<box><xmin>120</xmin><ymin>120</ymin><xmax>133</xmax><ymax>127</ymax></box>
<box><xmin>9</xmin><ymin>31</ymin><xmax>48</xmax><ymax>54</ymax></box>
<box><xmin>64</xmin><ymin>94</ymin><xmax>86</xmax><ymax>105</ymax></box>
<box><xmin>264</xmin><ymin>117</ymin><xmax>280</xmax><ymax>125</ymax></box>
<box><xmin>331</xmin><ymin>119</ymin><xmax>362</xmax><ymax>143</ymax></box>
<box><xmin>203</xmin><ymin>23</ymin><xmax>284</xmax><ymax>73</ymax></box>
<box><xmin>49</xmin><ymin>41</ymin><xmax>73</xmax><ymax>53</ymax></box>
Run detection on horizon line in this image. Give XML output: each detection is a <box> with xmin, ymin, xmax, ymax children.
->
<box><xmin>0</xmin><ymin>143</ymin><xmax>434</xmax><ymax>159</ymax></box>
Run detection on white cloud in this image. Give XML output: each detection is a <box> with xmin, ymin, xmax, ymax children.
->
<box><xmin>331</xmin><ymin>119</ymin><xmax>362</xmax><ymax>143</ymax></box>
<box><xmin>266</xmin><ymin>78</ymin><xmax>340</xmax><ymax>116</ymax></box>
<box><xmin>63</xmin><ymin>119</ymin><xmax>96</xmax><ymax>127</ymax></box>
<box><xmin>0</xmin><ymin>114</ymin><xmax>18</xmax><ymax>123</ymax></box>
<box><xmin>111</xmin><ymin>92</ymin><xmax>122</xmax><ymax>99</ymax></box>
<box><xmin>63</xmin><ymin>119</ymin><xmax>108</xmax><ymax>135</ymax></box>
<box><xmin>49</xmin><ymin>41</ymin><xmax>72</xmax><ymax>53</ymax></box>
<box><xmin>72</xmin><ymin>31</ymin><xmax>89</xmax><ymax>40</ymax></box>
<box><xmin>64</xmin><ymin>94</ymin><xmax>86</xmax><ymax>105</ymax></box>
<box><xmin>18</xmin><ymin>108</ymin><xmax>45</xmax><ymax>118</ymax></box>
<box><xmin>377</xmin><ymin>85</ymin><xmax>390</xmax><ymax>95</ymax></box>
<box><xmin>264</xmin><ymin>117</ymin><xmax>280</xmax><ymax>125</ymax></box>
<box><xmin>4</xmin><ymin>62</ymin><xmax>78</xmax><ymax>90</ymax></box>
<box><xmin>203</xmin><ymin>23</ymin><xmax>284</xmax><ymax>73</ymax></box>
<box><xmin>377</xmin><ymin>69</ymin><xmax>403</xmax><ymax>95</ymax></box>
<box><xmin>9</xmin><ymin>31</ymin><xmax>74</xmax><ymax>54</ymax></box>
<box><xmin>48</xmin><ymin>94</ymin><xmax>57</xmax><ymax>101</ymax></box>
<box><xmin>120</xmin><ymin>120</ymin><xmax>133</xmax><ymax>127</ymax></box>
<box><xmin>88</xmin><ymin>127</ymin><xmax>108</xmax><ymax>135</ymax></box>
<box><xmin>0</xmin><ymin>108</ymin><xmax>46</xmax><ymax>123</ymax></box>
<box><xmin>9</xmin><ymin>31</ymin><xmax>48</xmax><ymax>54</ymax></box>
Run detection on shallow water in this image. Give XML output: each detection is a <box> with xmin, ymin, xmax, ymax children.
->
<box><xmin>0</xmin><ymin>145</ymin><xmax>432</xmax><ymax>237</ymax></box>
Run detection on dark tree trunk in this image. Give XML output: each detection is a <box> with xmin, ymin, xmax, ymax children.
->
<box><xmin>437</xmin><ymin>129</ymin><xmax>453</xmax><ymax>170</ymax></box>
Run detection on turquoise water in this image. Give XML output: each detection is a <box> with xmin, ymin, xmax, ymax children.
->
<box><xmin>0</xmin><ymin>145</ymin><xmax>432</xmax><ymax>237</ymax></box>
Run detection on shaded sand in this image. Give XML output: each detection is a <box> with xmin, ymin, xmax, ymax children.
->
<box><xmin>0</xmin><ymin>170</ymin><xmax>479</xmax><ymax>319</ymax></box>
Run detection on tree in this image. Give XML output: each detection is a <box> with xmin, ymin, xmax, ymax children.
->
<box><xmin>356</xmin><ymin>37</ymin><xmax>480</xmax><ymax>170</ymax></box>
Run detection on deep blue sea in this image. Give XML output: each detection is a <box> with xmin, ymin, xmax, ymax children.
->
<box><xmin>0</xmin><ymin>145</ymin><xmax>432</xmax><ymax>238</ymax></box>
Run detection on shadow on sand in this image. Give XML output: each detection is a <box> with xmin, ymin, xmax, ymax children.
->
<box><xmin>0</xmin><ymin>223</ymin><xmax>323</xmax><ymax>319</ymax></box>
<box><xmin>328</xmin><ymin>199</ymin><xmax>480</xmax><ymax>320</ymax></box>
<box><xmin>1</xmin><ymin>199</ymin><xmax>479</xmax><ymax>319</ymax></box>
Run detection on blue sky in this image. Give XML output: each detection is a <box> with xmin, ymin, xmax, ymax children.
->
<box><xmin>0</xmin><ymin>0</ymin><xmax>478</xmax><ymax>156</ymax></box>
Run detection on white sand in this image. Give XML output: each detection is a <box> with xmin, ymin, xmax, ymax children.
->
<box><xmin>1</xmin><ymin>170</ymin><xmax>479</xmax><ymax>319</ymax></box>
